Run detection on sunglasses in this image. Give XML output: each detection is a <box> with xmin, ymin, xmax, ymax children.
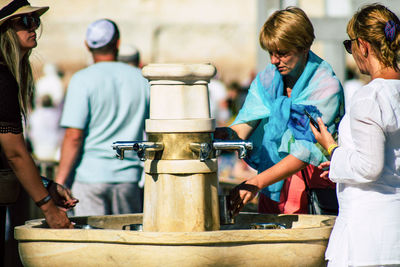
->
<box><xmin>343</xmin><ymin>38</ymin><xmax>357</xmax><ymax>54</ymax></box>
<box><xmin>10</xmin><ymin>14</ymin><xmax>41</xmax><ymax>29</ymax></box>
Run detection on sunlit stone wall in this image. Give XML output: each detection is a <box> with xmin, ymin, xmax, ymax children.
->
<box><xmin>29</xmin><ymin>0</ymin><xmax>257</xmax><ymax>84</ymax></box>
<box><xmin>29</xmin><ymin>0</ymin><xmax>400</xmax><ymax>86</ymax></box>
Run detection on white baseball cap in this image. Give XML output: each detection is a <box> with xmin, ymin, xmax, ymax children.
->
<box><xmin>86</xmin><ymin>19</ymin><xmax>116</xmax><ymax>49</ymax></box>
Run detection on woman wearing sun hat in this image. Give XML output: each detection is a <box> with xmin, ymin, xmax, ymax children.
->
<box><xmin>0</xmin><ymin>0</ymin><xmax>76</xmax><ymax>247</ymax></box>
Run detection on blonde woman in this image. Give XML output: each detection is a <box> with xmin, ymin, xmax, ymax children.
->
<box><xmin>0</xmin><ymin>0</ymin><xmax>75</xmax><ymax>231</ymax></box>
<box><xmin>217</xmin><ymin>7</ymin><xmax>343</xmax><ymax>215</ymax></box>
<box><xmin>312</xmin><ymin>4</ymin><xmax>400</xmax><ymax>266</ymax></box>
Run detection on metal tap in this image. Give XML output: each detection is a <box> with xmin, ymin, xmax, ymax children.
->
<box><xmin>112</xmin><ymin>141</ymin><xmax>136</xmax><ymax>160</ymax></box>
<box><xmin>189</xmin><ymin>140</ymin><xmax>253</xmax><ymax>161</ymax></box>
<box><xmin>133</xmin><ymin>142</ymin><xmax>164</xmax><ymax>161</ymax></box>
<box><xmin>212</xmin><ymin>139</ymin><xmax>253</xmax><ymax>159</ymax></box>
<box><xmin>112</xmin><ymin>141</ymin><xmax>164</xmax><ymax>161</ymax></box>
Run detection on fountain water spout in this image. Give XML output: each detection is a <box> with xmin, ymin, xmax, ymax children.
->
<box><xmin>212</xmin><ymin>139</ymin><xmax>253</xmax><ymax>159</ymax></box>
<box><xmin>112</xmin><ymin>141</ymin><xmax>135</xmax><ymax>160</ymax></box>
<box><xmin>189</xmin><ymin>140</ymin><xmax>253</xmax><ymax>162</ymax></box>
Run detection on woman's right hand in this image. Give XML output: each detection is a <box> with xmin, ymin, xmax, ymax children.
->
<box><xmin>310</xmin><ymin>117</ymin><xmax>337</xmax><ymax>151</ymax></box>
<box><xmin>229</xmin><ymin>178</ymin><xmax>260</xmax><ymax>216</ymax></box>
<box><xmin>41</xmin><ymin>200</ymin><xmax>74</xmax><ymax>229</ymax></box>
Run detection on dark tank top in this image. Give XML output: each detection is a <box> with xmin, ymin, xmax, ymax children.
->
<box><xmin>0</xmin><ymin>63</ymin><xmax>23</xmax><ymax>169</ymax></box>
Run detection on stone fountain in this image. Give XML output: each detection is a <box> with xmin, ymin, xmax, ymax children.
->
<box><xmin>15</xmin><ymin>63</ymin><xmax>335</xmax><ymax>267</ymax></box>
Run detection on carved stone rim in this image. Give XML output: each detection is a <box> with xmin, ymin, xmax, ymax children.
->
<box><xmin>142</xmin><ymin>63</ymin><xmax>217</xmax><ymax>82</ymax></box>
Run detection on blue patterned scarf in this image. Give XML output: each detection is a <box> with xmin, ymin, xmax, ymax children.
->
<box><xmin>232</xmin><ymin>51</ymin><xmax>343</xmax><ymax>201</ymax></box>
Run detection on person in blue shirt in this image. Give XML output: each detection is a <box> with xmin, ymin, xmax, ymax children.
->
<box><xmin>55</xmin><ymin>19</ymin><xmax>149</xmax><ymax>216</ymax></box>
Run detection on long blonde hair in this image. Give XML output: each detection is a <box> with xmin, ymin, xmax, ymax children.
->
<box><xmin>0</xmin><ymin>22</ymin><xmax>34</xmax><ymax>118</ymax></box>
<box><xmin>347</xmin><ymin>4</ymin><xmax>400</xmax><ymax>71</ymax></box>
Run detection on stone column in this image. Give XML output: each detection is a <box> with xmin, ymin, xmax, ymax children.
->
<box><xmin>141</xmin><ymin>63</ymin><xmax>220</xmax><ymax>232</ymax></box>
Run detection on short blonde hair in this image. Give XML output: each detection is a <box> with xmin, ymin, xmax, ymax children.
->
<box><xmin>259</xmin><ymin>7</ymin><xmax>314</xmax><ymax>52</ymax></box>
<box><xmin>347</xmin><ymin>4</ymin><xmax>400</xmax><ymax>71</ymax></box>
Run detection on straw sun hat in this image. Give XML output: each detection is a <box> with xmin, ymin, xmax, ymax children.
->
<box><xmin>0</xmin><ymin>0</ymin><xmax>48</xmax><ymax>26</ymax></box>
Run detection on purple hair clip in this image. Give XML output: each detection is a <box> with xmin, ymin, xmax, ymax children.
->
<box><xmin>384</xmin><ymin>20</ymin><xmax>400</xmax><ymax>42</ymax></box>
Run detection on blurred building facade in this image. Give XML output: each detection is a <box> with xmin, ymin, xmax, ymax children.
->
<box><xmin>30</xmin><ymin>0</ymin><xmax>257</xmax><ymax>84</ymax></box>
<box><xmin>30</xmin><ymin>0</ymin><xmax>400</xmax><ymax>85</ymax></box>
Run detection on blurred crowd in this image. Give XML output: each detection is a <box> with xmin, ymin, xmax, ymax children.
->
<box><xmin>25</xmin><ymin>60</ymin><xmax>367</xmax><ymax>190</ymax></box>
<box><xmin>26</xmin><ymin>59</ymin><xmax>261</xmax><ymax>184</ymax></box>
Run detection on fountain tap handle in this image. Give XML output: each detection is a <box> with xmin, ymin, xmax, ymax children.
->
<box><xmin>133</xmin><ymin>144</ymin><xmax>146</xmax><ymax>161</ymax></box>
<box><xmin>132</xmin><ymin>142</ymin><xmax>164</xmax><ymax>161</ymax></box>
<box><xmin>189</xmin><ymin>143</ymin><xmax>213</xmax><ymax>162</ymax></box>
<box><xmin>112</xmin><ymin>141</ymin><xmax>163</xmax><ymax>161</ymax></box>
<box><xmin>212</xmin><ymin>140</ymin><xmax>253</xmax><ymax>159</ymax></box>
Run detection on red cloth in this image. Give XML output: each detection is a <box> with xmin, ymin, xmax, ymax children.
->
<box><xmin>258</xmin><ymin>164</ymin><xmax>335</xmax><ymax>214</ymax></box>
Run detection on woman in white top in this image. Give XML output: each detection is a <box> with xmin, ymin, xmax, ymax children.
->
<box><xmin>311</xmin><ymin>4</ymin><xmax>400</xmax><ymax>267</ymax></box>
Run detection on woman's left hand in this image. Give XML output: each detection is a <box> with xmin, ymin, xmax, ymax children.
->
<box><xmin>318</xmin><ymin>161</ymin><xmax>330</xmax><ymax>180</ymax></box>
<box><xmin>310</xmin><ymin>117</ymin><xmax>337</xmax><ymax>151</ymax></box>
<box><xmin>229</xmin><ymin>178</ymin><xmax>260</xmax><ymax>216</ymax></box>
<box><xmin>47</xmin><ymin>182</ymin><xmax>79</xmax><ymax>210</ymax></box>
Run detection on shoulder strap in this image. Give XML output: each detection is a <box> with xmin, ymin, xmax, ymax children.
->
<box><xmin>301</xmin><ymin>169</ymin><xmax>310</xmax><ymax>192</ymax></box>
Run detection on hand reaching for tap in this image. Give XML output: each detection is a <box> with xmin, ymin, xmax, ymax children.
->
<box><xmin>229</xmin><ymin>179</ymin><xmax>260</xmax><ymax>216</ymax></box>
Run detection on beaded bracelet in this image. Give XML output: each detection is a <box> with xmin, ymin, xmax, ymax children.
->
<box><xmin>327</xmin><ymin>144</ymin><xmax>338</xmax><ymax>156</ymax></box>
<box><xmin>35</xmin><ymin>194</ymin><xmax>52</xmax><ymax>207</ymax></box>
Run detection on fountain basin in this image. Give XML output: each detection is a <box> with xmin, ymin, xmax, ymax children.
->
<box><xmin>15</xmin><ymin>213</ymin><xmax>335</xmax><ymax>267</ymax></box>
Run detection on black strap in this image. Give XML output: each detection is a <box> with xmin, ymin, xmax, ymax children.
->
<box><xmin>301</xmin><ymin>169</ymin><xmax>310</xmax><ymax>192</ymax></box>
<box><xmin>301</xmin><ymin>168</ymin><xmax>314</xmax><ymax>214</ymax></box>
<box><xmin>0</xmin><ymin>0</ymin><xmax>29</xmax><ymax>20</ymax></box>
<box><xmin>301</xmin><ymin>167</ymin><xmax>339</xmax><ymax>215</ymax></box>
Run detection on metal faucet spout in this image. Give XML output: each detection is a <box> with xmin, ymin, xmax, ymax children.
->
<box><xmin>112</xmin><ymin>141</ymin><xmax>136</xmax><ymax>160</ymax></box>
<box><xmin>212</xmin><ymin>139</ymin><xmax>253</xmax><ymax>159</ymax></box>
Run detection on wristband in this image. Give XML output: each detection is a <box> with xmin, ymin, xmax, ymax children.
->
<box><xmin>327</xmin><ymin>144</ymin><xmax>338</xmax><ymax>156</ymax></box>
<box><xmin>35</xmin><ymin>194</ymin><xmax>52</xmax><ymax>207</ymax></box>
